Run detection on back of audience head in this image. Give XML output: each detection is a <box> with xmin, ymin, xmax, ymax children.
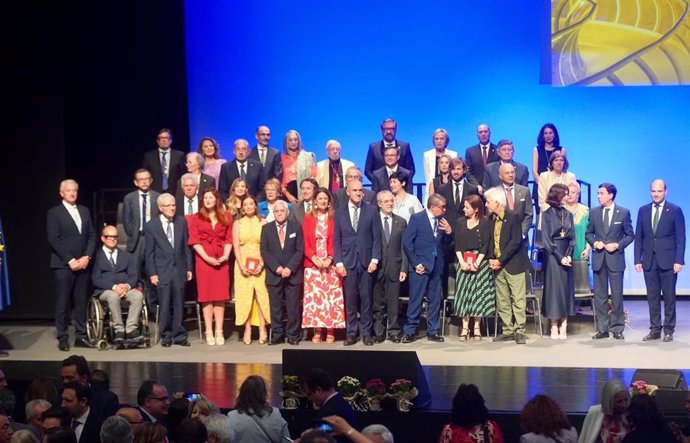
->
<box><xmin>100</xmin><ymin>416</ymin><xmax>133</xmax><ymax>443</ymax></box>
<box><xmin>298</xmin><ymin>429</ymin><xmax>336</xmax><ymax>443</ymax></box>
<box><xmin>190</xmin><ymin>396</ymin><xmax>219</xmax><ymax>421</ymax></box>
<box><xmin>627</xmin><ymin>394</ymin><xmax>668</xmax><ymax>432</ymax></box>
<box><xmin>520</xmin><ymin>394</ymin><xmax>571</xmax><ymax>437</ymax></box>
<box><xmin>43</xmin><ymin>428</ymin><xmax>76</xmax><ymax>443</ymax></box>
<box><xmin>361</xmin><ymin>424</ymin><xmax>394</xmax><ymax>443</ymax></box>
<box><xmin>202</xmin><ymin>414</ymin><xmax>231</xmax><ymax>443</ymax></box>
<box><xmin>173</xmin><ymin>418</ymin><xmax>207</xmax><ymax>443</ymax></box>
<box><xmin>133</xmin><ymin>423</ymin><xmax>167</xmax><ymax>443</ymax></box>
<box><xmin>25</xmin><ymin>400</ymin><xmax>51</xmax><ymax>432</ymax></box>
<box><xmin>9</xmin><ymin>429</ymin><xmax>38</xmax><ymax>443</ymax></box>
<box><xmin>90</xmin><ymin>369</ymin><xmax>109</xmax><ymax>391</ymax></box>
<box><xmin>116</xmin><ymin>407</ymin><xmax>144</xmax><ymax>433</ymax></box>
<box><xmin>235</xmin><ymin>375</ymin><xmax>271</xmax><ymax>418</ymax></box>
<box><xmin>24</xmin><ymin>379</ymin><xmax>58</xmax><ymax>404</ymax></box>
<box><xmin>167</xmin><ymin>397</ymin><xmax>190</xmax><ymax>431</ymax></box>
<box><xmin>451</xmin><ymin>384</ymin><xmax>489</xmax><ymax>429</ymax></box>
<box><xmin>600</xmin><ymin>380</ymin><xmax>629</xmax><ymax>415</ymax></box>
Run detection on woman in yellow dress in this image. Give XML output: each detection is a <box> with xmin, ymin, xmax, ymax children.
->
<box><xmin>232</xmin><ymin>196</ymin><xmax>270</xmax><ymax>344</ymax></box>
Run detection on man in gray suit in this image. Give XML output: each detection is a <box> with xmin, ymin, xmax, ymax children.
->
<box><xmin>249</xmin><ymin>125</ymin><xmax>283</xmax><ymax>183</ymax></box>
<box><xmin>489</xmin><ymin>163</ymin><xmax>533</xmax><ymax>239</ymax></box>
<box><xmin>144</xmin><ymin>193</ymin><xmax>193</xmax><ymax>347</ymax></box>
<box><xmin>290</xmin><ymin>178</ymin><xmax>318</xmax><ymax>225</ymax></box>
<box><xmin>483</xmin><ymin>140</ymin><xmax>529</xmax><ymax>190</ymax></box>
<box><xmin>586</xmin><ymin>183</ymin><xmax>634</xmax><ymax>340</ymax></box>
<box><xmin>372</xmin><ymin>191</ymin><xmax>408</xmax><ymax>343</ymax></box>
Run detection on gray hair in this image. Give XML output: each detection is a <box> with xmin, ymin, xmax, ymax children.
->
<box><xmin>157</xmin><ymin>193</ymin><xmax>175</xmax><ymax>207</ymax></box>
<box><xmin>601</xmin><ymin>379</ymin><xmax>629</xmax><ymax>415</ymax></box>
<box><xmin>362</xmin><ymin>424</ymin><xmax>394</xmax><ymax>443</ymax></box>
<box><xmin>484</xmin><ymin>187</ymin><xmax>507</xmax><ymax>209</ymax></box>
<box><xmin>273</xmin><ymin>199</ymin><xmax>289</xmax><ymax>212</ymax></box>
<box><xmin>426</xmin><ymin>193</ymin><xmax>447</xmax><ymax>210</ymax></box>
<box><xmin>100</xmin><ymin>415</ymin><xmax>133</xmax><ymax>443</ymax></box>
<box><xmin>59</xmin><ymin>179</ymin><xmax>78</xmax><ymax>192</ymax></box>
<box><xmin>432</xmin><ymin>128</ymin><xmax>450</xmax><ymax>147</ymax></box>
<box><xmin>376</xmin><ymin>190</ymin><xmax>394</xmax><ymax>203</ymax></box>
<box><xmin>181</xmin><ymin>172</ymin><xmax>198</xmax><ymax>186</ymax></box>
<box><xmin>204</xmin><ymin>413</ymin><xmax>232</xmax><ymax>443</ymax></box>
<box><xmin>25</xmin><ymin>399</ymin><xmax>51</xmax><ymax>421</ymax></box>
<box><xmin>186</xmin><ymin>152</ymin><xmax>205</xmax><ymax>170</ymax></box>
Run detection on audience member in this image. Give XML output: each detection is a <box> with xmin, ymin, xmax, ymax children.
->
<box><xmin>365</xmin><ymin>118</ymin><xmax>415</xmax><ymax>184</ymax></box>
<box><xmin>316</xmin><ymin>140</ymin><xmax>354</xmax><ymax>193</ymax></box>
<box><xmin>227</xmin><ymin>375</ymin><xmax>290</xmax><ymax>442</ymax></box>
<box><xmin>389</xmin><ymin>171</ymin><xmax>423</xmax><ymax>223</ymax></box>
<box><xmin>219</xmin><ymin>139</ymin><xmax>264</xmax><ymax>202</ymax></box>
<box><xmin>537</xmin><ymin>151</ymin><xmax>576</xmax><ymax>214</ymax></box>
<box><xmin>132</xmin><ymin>423</ymin><xmax>167</xmax><ymax>443</ymax></box>
<box><xmin>438</xmin><ymin>384</ymin><xmax>503</xmax><ymax>443</ymax></box>
<box><xmin>24</xmin><ymin>400</ymin><xmax>50</xmax><ymax>437</ymax></box>
<box><xmin>0</xmin><ymin>390</ymin><xmax>38</xmax><ymax>439</ymax></box>
<box><xmin>621</xmin><ymin>394</ymin><xmax>675</xmax><ymax>443</ymax></box>
<box><xmin>60</xmin><ymin>381</ymin><xmax>102</xmax><ymax>443</ymax></box>
<box><xmin>579</xmin><ymin>379</ymin><xmax>630</xmax><ymax>443</ymax></box>
<box><xmin>290</xmin><ymin>178</ymin><xmax>319</xmax><ymax>224</ymax></box>
<box><xmin>38</xmin><ymin>408</ymin><xmax>63</xmax><ymax>434</ymax></box>
<box><xmin>225</xmin><ymin>178</ymin><xmax>249</xmax><ymax>220</ymax></box>
<box><xmin>423</xmin><ymin>128</ymin><xmax>457</xmax><ymax>204</ymax></box>
<box><xmin>172</xmin><ymin>418</ymin><xmax>207</xmax><ymax>443</ymax></box>
<box><xmin>519</xmin><ymin>394</ymin><xmax>577</xmax><ymax>443</ymax></box>
<box><xmin>90</xmin><ymin>370</ymin><xmax>109</xmax><ymax>391</ymax></box>
<box><xmin>9</xmin><ymin>429</ymin><xmax>37</xmax><ymax>443</ymax></box>
<box><xmin>361</xmin><ymin>423</ymin><xmax>394</xmax><ymax>443</ymax></box>
<box><xmin>249</xmin><ymin>125</ymin><xmax>283</xmax><ymax>184</ymax></box>
<box><xmin>322</xmin><ymin>415</ymin><xmax>384</xmax><ymax>443</ymax></box>
<box><xmin>295</xmin><ymin>429</ymin><xmax>336</xmax><ymax>443</ymax></box>
<box><xmin>371</xmin><ymin>146</ymin><xmax>413</xmax><ymax>194</ymax></box>
<box><xmin>115</xmin><ymin>407</ymin><xmax>144</xmax><ymax>434</ymax></box>
<box><xmin>198</xmin><ymin>137</ymin><xmax>227</xmax><ymax>188</ymax></box>
<box><xmin>60</xmin><ymin>355</ymin><xmax>119</xmax><ymax>420</ymax></box>
<box><xmin>166</xmin><ymin>397</ymin><xmax>190</xmax><ymax>433</ymax></box>
<box><xmin>136</xmin><ymin>381</ymin><xmax>171</xmax><ymax>430</ymax></box>
<box><xmin>202</xmin><ymin>414</ymin><xmax>231</xmax><ymax>443</ymax></box>
<box><xmin>189</xmin><ymin>397</ymin><xmax>219</xmax><ymax>421</ymax></box>
<box><xmin>176</xmin><ymin>173</ymin><xmax>200</xmax><ymax>217</ymax></box>
<box><xmin>99</xmin><ymin>416</ymin><xmax>133</xmax><ymax>443</ymax></box>
<box><xmin>483</xmin><ymin>139</ymin><xmax>529</xmax><ymax>190</ymax></box>
<box><xmin>281</xmin><ymin>130</ymin><xmax>317</xmax><ymax>204</ymax></box>
<box><xmin>43</xmin><ymin>427</ymin><xmax>77</xmax><ymax>443</ymax></box>
<box><xmin>303</xmin><ymin>369</ymin><xmax>355</xmax><ymax>443</ymax></box>
<box><xmin>464</xmin><ymin>123</ymin><xmax>498</xmax><ymax>190</ymax></box>
<box><xmin>24</xmin><ymin>378</ymin><xmax>58</xmax><ymax>404</ymax></box>
<box><xmin>142</xmin><ymin>128</ymin><xmax>186</xmax><ymax>194</ymax></box>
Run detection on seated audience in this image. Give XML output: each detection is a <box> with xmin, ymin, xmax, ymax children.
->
<box><xmin>520</xmin><ymin>394</ymin><xmax>577</xmax><ymax>442</ymax></box>
<box><xmin>227</xmin><ymin>375</ymin><xmax>290</xmax><ymax>442</ymax></box>
<box><xmin>0</xmin><ymin>413</ymin><xmax>11</xmax><ymax>443</ymax></box>
<box><xmin>438</xmin><ymin>384</ymin><xmax>503</xmax><ymax>442</ymax></box>
<box><xmin>362</xmin><ymin>423</ymin><xmax>395</xmax><ymax>443</ymax></box>
<box><xmin>43</xmin><ymin>427</ymin><xmax>77</xmax><ymax>443</ymax></box>
<box><xmin>136</xmin><ymin>381</ymin><xmax>171</xmax><ymax>431</ymax></box>
<box><xmin>202</xmin><ymin>414</ymin><xmax>231</xmax><ymax>443</ymax></box>
<box><xmin>39</xmin><ymin>408</ymin><xmax>63</xmax><ymax>434</ymax></box>
<box><xmin>116</xmin><ymin>407</ymin><xmax>144</xmax><ymax>434</ymax></box>
<box><xmin>9</xmin><ymin>429</ymin><xmax>38</xmax><ymax>443</ymax></box>
<box><xmin>189</xmin><ymin>396</ymin><xmax>219</xmax><ymax>421</ymax></box>
<box><xmin>60</xmin><ymin>355</ymin><xmax>119</xmax><ymax>420</ymax></box>
<box><xmin>24</xmin><ymin>400</ymin><xmax>50</xmax><ymax>437</ymax></box>
<box><xmin>295</xmin><ymin>429</ymin><xmax>337</xmax><ymax>443</ymax></box>
<box><xmin>172</xmin><ymin>418</ymin><xmax>207</xmax><ymax>443</ymax></box>
<box><xmin>99</xmin><ymin>416</ymin><xmax>133</xmax><ymax>443</ymax></box>
<box><xmin>579</xmin><ymin>379</ymin><xmax>630</xmax><ymax>443</ymax></box>
<box><xmin>621</xmin><ymin>394</ymin><xmax>675</xmax><ymax>443</ymax></box>
<box><xmin>90</xmin><ymin>370</ymin><xmax>109</xmax><ymax>391</ymax></box>
<box><xmin>302</xmin><ymin>369</ymin><xmax>355</xmax><ymax>443</ymax></box>
<box><xmin>133</xmin><ymin>423</ymin><xmax>167</xmax><ymax>443</ymax></box>
<box><xmin>60</xmin><ymin>381</ymin><xmax>103</xmax><ymax>443</ymax></box>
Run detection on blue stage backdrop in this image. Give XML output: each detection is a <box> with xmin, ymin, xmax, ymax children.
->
<box><xmin>185</xmin><ymin>1</ymin><xmax>690</xmax><ymax>291</ymax></box>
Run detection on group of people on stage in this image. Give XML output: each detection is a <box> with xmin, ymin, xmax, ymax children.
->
<box><xmin>47</xmin><ymin>120</ymin><xmax>685</xmax><ymax>351</ymax></box>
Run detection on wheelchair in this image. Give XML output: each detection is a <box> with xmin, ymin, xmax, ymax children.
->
<box><xmin>86</xmin><ymin>294</ymin><xmax>152</xmax><ymax>350</ymax></box>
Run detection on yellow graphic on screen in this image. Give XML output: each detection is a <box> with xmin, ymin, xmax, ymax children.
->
<box><xmin>552</xmin><ymin>0</ymin><xmax>690</xmax><ymax>86</ymax></box>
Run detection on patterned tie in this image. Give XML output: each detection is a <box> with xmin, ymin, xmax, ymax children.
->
<box><xmin>161</xmin><ymin>151</ymin><xmax>169</xmax><ymax>190</ymax></box>
<box><xmin>352</xmin><ymin>205</ymin><xmax>359</xmax><ymax>232</ymax></box>
<box><xmin>433</xmin><ymin>217</ymin><xmax>439</xmax><ymax>236</ymax></box>
<box><xmin>455</xmin><ymin>182</ymin><xmax>461</xmax><ymax>206</ymax></box>
<box><xmin>188</xmin><ymin>199</ymin><xmax>194</xmax><ymax>215</ymax></box>
<box><xmin>331</xmin><ymin>162</ymin><xmax>341</xmax><ymax>192</ymax></box>
<box><xmin>141</xmin><ymin>193</ymin><xmax>148</xmax><ymax>229</ymax></box>
<box><xmin>259</xmin><ymin>148</ymin><xmax>266</xmax><ymax>166</ymax></box>
<box><xmin>278</xmin><ymin>223</ymin><xmax>285</xmax><ymax>248</ymax></box>
<box><xmin>383</xmin><ymin>216</ymin><xmax>391</xmax><ymax>243</ymax></box>
<box><xmin>240</xmin><ymin>163</ymin><xmax>246</xmax><ymax>179</ymax></box>
<box><xmin>652</xmin><ymin>204</ymin><xmax>660</xmax><ymax>233</ymax></box>
<box><xmin>603</xmin><ymin>207</ymin><xmax>610</xmax><ymax>232</ymax></box>
<box><xmin>505</xmin><ymin>186</ymin><xmax>514</xmax><ymax>210</ymax></box>
<box><xmin>166</xmin><ymin>220</ymin><xmax>174</xmax><ymax>246</ymax></box>
<box><xmin>108</xmin><ymin>250</ymin><xmax>116</xmax><ymax>267</ymax></box>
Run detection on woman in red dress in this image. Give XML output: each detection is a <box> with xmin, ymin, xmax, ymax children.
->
<box><xmin>301</xmin><ymin>187</ymin><xmax>345</xmax><ymax>344</ymax></box>
<box><xmin>188</xmin><ymin>188</ymin><xmax>232</xmax><ymax>345</ymax></box>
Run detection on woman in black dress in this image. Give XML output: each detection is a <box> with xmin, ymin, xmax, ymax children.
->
<box><xmin>541</xmin><ymin>183</ymin><xmax>575</xmax><ymax>339</ymax></box>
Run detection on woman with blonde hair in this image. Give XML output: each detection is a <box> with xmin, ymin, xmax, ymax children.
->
<box><xmin>225</xmin><ymin>178</ymin><xmax>249</xmax><ymax>220</ymax></box>
<box><xmin>280</xmin><ymin>130</ymin><xmax>317</xmax><ymax>204</ymax></box>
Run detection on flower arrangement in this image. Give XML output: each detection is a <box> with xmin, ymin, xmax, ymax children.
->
<box><xmin>388</xmin><ymin>378</ymin><xmax>415</xmax><ymax>396</ymax></box>
<box><xmin>629</xmin><ymin>380</ymin><xmax>659</xmax><ymax>396</ymax></box>
<box><xmin>364</xmin><ymin>378</ymin><xmax>386</xmax><ymax>397</ymax></box>
<box><xmin>281</xmin><ymin>375</ymin><xmax>304</xmax><ymax>396</ymax></box>
<box><xmin>337</xmin><ymin>376</ymin><xmax>362</xmax><ymax>398</ymax></box>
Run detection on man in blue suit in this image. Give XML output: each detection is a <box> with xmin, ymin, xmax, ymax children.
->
<box><xmin>144</xmin><ymin>193</ymin><xmax>193</xmax><ymax>347</ymax></box>
<box><xmin>334</xmin><ymin>179</ymin><xmax>382</xmax><ymax>346</ymax></box>
<box><xmin>401</xmin><ymin>194</ymin><xmax>453</xmax><ymax>343</ymax></box>
<box><xmin>91</xmin><ymin>225</ymin><xmax>144</xmax><ymax>345</ymax></box>
<box><xmin>634</xmin><ymin>179</ymin><xmax>685</xmax><ymax>342</ymax></box>
<box><xmin>586</xmin><ymin>183</ymin><xmax>635</xmax><ymax>340</ymax></box>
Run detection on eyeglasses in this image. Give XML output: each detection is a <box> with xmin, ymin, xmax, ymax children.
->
<box><xmin>148</xmin><ymin>396</ymin><xmax>171</xmax><ymax>402</ymax></box>
<box><xmin>103</xmin><ymin>235</ymin><xmax>118</xmax><ymax>239</ymax></box>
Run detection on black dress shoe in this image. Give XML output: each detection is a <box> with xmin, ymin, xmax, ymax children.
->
<box><xmin>58</xmin><ymin>340</ymin><xmax>70</xmax><ymax>352</ymax></box>
<box><xmin>161</xmin><ymin>341</ymin><xmax>172</xmax><ymax>347</ymax></box>
<box><xmin>175</xmin><ymin>340</ymin><xmax>191</xmax><ymax>347</ymax></box>
<box><xmin>642</xmin><ymin>332</ymin><xmax>661</xmax><ymax>341</ymax></box>
<box><xmin>612</xmin><ymin>332</ymin><xmax>624</xmax><ymax>340</ymax></box>
<box><xmin>113</xmin><ymin>332</ymin><xmax>125</xmax><ymax>345</ymax></box>
<box><xmin>663</xmin><ymin>333</ymin><xmax>674</xmax><ymax>342</ymax></box>
<box><xmin>343</xmin><ymin>336</ymin><xmax>358</xmax><ymax>346</ymax></box>
<box><xmin>515</xmin><ymin>333</ymin><xmax>527</xmax><ymax>344</ymax></box>
<box><xmin>74</xmin><ymin>338</ymin><xmax>93</xmax><ymax>348</ymax></box>
<box><xmin>269</xmin><ymin>337</ymin><xmax>285</xmax><ymax>345</ymax></box>
<box><xmin>388</xmin><ymin>335</ymin><xmax>401</xmax><ymax>343</ymax></box>
<box><xmin>363</xmin><ymin>336</ymin><xmax>374</xmax><ymax>346</ymax></box>
<box><xmin>374</xmin><ymin>335</ymin><xmax>385</xmax><ymax>343</ymax></box>
<box><xmin>492</xmin><ymin>334</ymin><xmax>515</xmax><ymax>342</ymax></box>
<box><xmin>286</xmin><ymin>338</ymin><xmax>300</xmax><ymax>345</ymax></box>
<box><xmin>427</xmin><ymin>334</ymin><xmax>445</xmax><ymax>343</ymax></box>
<box><xmin>401</xmin><ymin>334</ymin><xmax>416</xmax><ymax>343</ymax></box>
<box><xmin>592</xmin><ymin>332</ymin><xmax>609</xmax><ymax>340</ymax></box>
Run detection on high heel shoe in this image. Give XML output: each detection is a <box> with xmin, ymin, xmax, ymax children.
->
<box><xmin>259</xmin><ymin>327</ymin><xmax>268</xmax><ymax>345</ymax></box>
<box><xmin>326</xmin><ymin>328</ymin><xmax>335</xmax><ymax>343</ymax></box>
<box><xmin>559</xmin><ymin>322</ymin><xmax>567</xmax><ymax>340</ymax></box>
<box><xmin>550</xmin><ymin>324</ymin><xmax>559</xmax><ymax>340</ymax></box>
<box><xmin>312</xmin><ymin>328</ymin><xmax>322</xmax><ymax>344</ymax></box>
<box><xmin>473</xmin><ymin>327</ymin><xmax>482</xmax><ymax>341</ymax></box>
<box><xmin>205</xmin><ymin>332</ymin><xmax>216</xmax><ymax>346</ymax></box>
<box><xmin>459</xmin><ymin>328</ymin><xmax>469</xmax><ymax>341</ymax></box>
<box><xmin>215</xmin><ymin>330</ymin><xmax>225</xmax><ymax>345</ymax></box>
<box><xmin>243</xmin><ymin>328</ymin><xmax>252</xmax><ymax>345</ymax></box>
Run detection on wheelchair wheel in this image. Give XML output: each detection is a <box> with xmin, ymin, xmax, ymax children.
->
<box><xmin>96</xmin><ymin>340</ymin><xmax>108</xmax><ymax>351</ymax></box>
<box><xmin>86</xmin><ymin>298</ymin><xmax>104</xmax><ymax>344</ymax></box>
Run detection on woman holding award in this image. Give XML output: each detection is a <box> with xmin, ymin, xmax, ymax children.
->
<box><xmin>541</xmin><ymin>183</ymin><xmax>575</xmax><ymax>339</ymax></box>
<box><xmin>233</xmin><ymin>196</ymin><xmax>270</xmax><ymax>345</ymax></box>
<box><xmin>453</xmin><ymin>195</ymin><xmax>494</xmax><ymax>341</ymax></box>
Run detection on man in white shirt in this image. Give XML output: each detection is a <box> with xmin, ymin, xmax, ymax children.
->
<box><xmin>61</xmin><ymin>381</ymin><xmax>102</xmax><ymax>443</ymax></box>
<box><xmin>371</xmin><ymin>146</ymin><xmax>413</xmax><ymax>194</ymax></box>
<box><xmin>176</xmin><ymin>173</ymin><xmax>200</xmax><ymax>216</ymax></box>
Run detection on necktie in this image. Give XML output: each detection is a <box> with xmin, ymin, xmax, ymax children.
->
<box><xmin>505</xmin><ymin>186</ymin><xmax>514</xmax><ymax>210</ymax></box>
<box><xmin>188</xmin><ymin>199</ymin><xmax>194</xmax><ymax>215</ymax></box>
<box><xmin>260</xmin><ymin>148</ymin><xmax>266</xmax><ymax>166</ymax></box>
<box><xmin>306</xmin><ymin>202</ymin><xmax>312</xmax><ymax>213</ymax></box>
<box><xmin>433</xmin><ymin>217</ymin><xmax>439</xmax><ymax>236</ymax></box>
<box><xmin>352</xmin><ymin>205</ymin><xmax>359</xmax><ymax>232</ymax></box>
<box><xmin>482</xmin><ymin>146</ymin><xmax>488</xmax><ymax>167</ymax></box>
<box><xmin>161</xmin><ymin>151</ymin><xmax>169</xmax><ymax>190</ymax></box>
<box><xmin>383</xmin><ymin>216</ymin><xmax>391</xmax><ymax>243</ymax></box>
<box><xmin>166</xmin><ymin>220</ymin><xmax>174</xmax><ymax>245</ymax></box>
<box><xmin>652</xmin><ymin>204</ymin><xmax>660</xmax><ymax>233</ymax></box>
<box><xmin>455</xmin><ymin>182</ymin><xmax>461</xmax><ymax>206</ymax></box>
<box><xmin>240</xmin><ymin>163</ymin><xmax>246</xmax><ymax>179</ymax></box>
<box><xmin>603</xmin><ymin>207</ymin><xmax>610</xmax><ymax>231</ymax></box>
<box><xmin>108</xmin><ymin>250</ymin><xmax>116</xmax><ymax>267</ymax></box>
<box><xmin>278</xmin><ymin>223</ymin><xmax>285</xmax><ymax>248</ymax></box>
<box><xmin>141</xmin><ymin>193</ymin><xmax>148</xmax><ymax>229</ymax></box>
<box><xmin>71</xmin><ymin>419</ymin><xmax>79</xmax><ymax>429</ymax></box>
<box><xmin>331</xmin><ymin>163</ymin><xmax>341</xmax><ymax>191</ymax></box>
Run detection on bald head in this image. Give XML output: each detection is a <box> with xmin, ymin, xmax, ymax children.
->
<box><xmin>498</xmin><ymin>162</ymin><xmax>515</xmax><ymax>186</ymax></box>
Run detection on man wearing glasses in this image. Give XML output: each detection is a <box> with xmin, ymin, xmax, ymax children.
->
<box><xmin>333</xmin><ymin>167</ymin><xmax>376</xmax><ymax>209</ymax></box>
<box><xmin>142</xmin><ymin>128</ymin><xmax>186</xmax><ymax>193</ymax></box>
<box><xmin>136</xmin><ymin>380</ymin><xmax>170</xmax><ymax>430</ymax></box>
<box><xmin>91</xmin><ymin>225</ymin><xmax>144</xmax><ymax>345</ymax></box>
<box><xmin>401</xmin><ymin>194</ymin><xmax>453</xmax><ymax>343</ymax></box>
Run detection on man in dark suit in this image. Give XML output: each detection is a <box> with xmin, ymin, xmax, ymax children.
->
<box><xmin>634</xmin><ymin>179</ymin><xmax>685</xmax><ymax>342</ymax></box>
<box><xmin>365</xmin><ymin>118</ymin><xmax>415</xmax><ymax>183</ymax></box>
<box><xmin>371</xmin><ymin>146</ymin><xmax>413</xmax><ymax>194</ymax></box>
<box><xmin>482</xmin><ymin>140</ymin><xmax>529</xmax><ymax>189</ymax></box>
<box><xmin>290</xmin><ymin>178</ymin><xmax>318</xmax><ymax>225</ymax></box>
<box><xmin>47</xmin><ymin>179</ymin><xmax>97</xmax><ymax>351</ymax></box>
<box><xmin>218</xmin><ymin>139</ymin><xmax>264</xmax><ymax>202</ymax></box>
<box><xmin>122</xmin><ymin>169</ymin><xmax>160</xmax><ymax>284</ymax></box>
<box><xmin>485</xmin><ymin>188</ymin><xmax>531</xmax><ymax>344</ymax></box>
<box><xmin>60</xmin><ymin>355</ymin><xmax>119</xmax><ymax>423</ymax></box>
<box><xmin>438</xmin><ymin>157</ymin><xmax>480</xmax><ymax>229</ymax></box>
<box><xmin>61</xmin><ymin>381</ymin><xmax>103</xmax><ymax>443</ymax></box>
<box><xmin>91</xmin><ymin>225</ymin><xmax>144</xmax><ymax>344</ymax></box>
<box><xmin>249</xmin><ymin>125</ymin><xmax>283</xmax><ymax>184</ymax></box>
<box><xmin>260</xmin><ymin>200</ymin><xmax>304</xmax><ymax>345</ymax></box>
<box><xmin>175</xmin><ymin>173</ymin><xmax>200</xmax><ymax>217</ymax></box>
<box><xmin>490</xmin><ymin>163</ymin><xmax>533</xmax><ymax>238</ymax></box>
<box><xmin>373</xmin><ymin>191</ymin><xmax>408</xmax><ymax>343</ymax></box>
<box><xmin>303</xmin><ymin>368</ymin><xmax>355</xmax><ymax>443</ymax></box>
<box><xmin>334</xmin><ymin>179</ymin><xmax>382</xmax><ymax>346</ymax></box>
<box><xmin>141</xmin><ymin>128</ymin><xmax>186</xmax><ymax>193</ymax></box>
<box><xmin>464</xmin><ymin>123</ymin><xmax>499</xmax><ymax>190</ymax></box>
<box><xmin>136</xmin><ymin>380</ymin><xmax>170</xmax><ymax>432</ymax></box>
<box><xmin>401</xmin><ymin>194</ymin><xmax>453</xmax><ymax>343</ymax></box>
<box><xmin>586</xmin><ymin>183</ymin><xmax>635</xmax><ymax>340</ymax></box>
<box><xmin>145</xmin><ymin>193</ymin><xmax>193</xmax><ymax>347</ymax></box>
<box><xmin>333</xmin><ymin>167</ymin><xmax>376</xmax><ymax>209</ymax></box>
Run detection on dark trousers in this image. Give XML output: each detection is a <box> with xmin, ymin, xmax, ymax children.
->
<box><xmin>372</xmin><ymin>276</ymin><xmax>400</xmax><ymax>338</ymax></box>
<box><xmin>157</xmin><ymin>278</ymin><xmax>187</xmax><ymax>343</ymax></box>
<box><xmin>342</xmin><ymin>264</ymin><xmax>373</xmax><ymax>338</ymax></box>
<box><xmin>404</xmin><ymin>256</ymin><xmax>444</xmax><ymax>336</ymax></box>
<box><xmin>268</xmin><ymin>280</ymin><xmax>302</xmax><ymax>340</ymax></box>
<box><xmin>53</xmin><ymin>268</ymin><xmax>89</xmax><ymax>342</ymax></box>
<box><xmin>593</xmin><ymin>266</ymin><xmax>625</xmax><ymax>334</ymax></box>
<box><xmin>644</xmin><ymin>255</ymin><xmax>677</xmax><ymax>334</ymax></box>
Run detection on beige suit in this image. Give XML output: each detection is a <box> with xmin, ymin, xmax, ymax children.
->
<box><xmin>316</xmin><ymin>158</ymin><xmax>355</xmax><ymax>189</ymax></box>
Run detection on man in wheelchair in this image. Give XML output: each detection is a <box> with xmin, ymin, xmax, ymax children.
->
<box><xmin>91</xmin><ymin>225</ymin><xmax>144</xmax><ymax>345</ymax></box>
